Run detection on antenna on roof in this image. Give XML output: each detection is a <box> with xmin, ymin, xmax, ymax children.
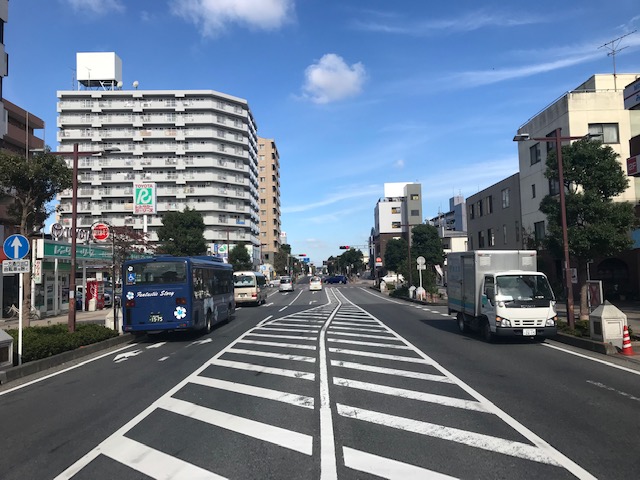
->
<box><xmin>599</xmin><ymin>30</ymin><xmax>637</xmax><ymax>91</ymax></box>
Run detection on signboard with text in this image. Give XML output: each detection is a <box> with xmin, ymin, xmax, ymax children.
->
<box><xmin>134</xmin><ymin>182</ymin><xmax>157</xmax><ymax>214</ymax></box>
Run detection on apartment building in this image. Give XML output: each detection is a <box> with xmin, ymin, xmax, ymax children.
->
<box><xmin>515</xmin><ymin>74</ymin><xmax>640</xmax><ymax>239</ymax></box>
<box><xmin>257</xmin><ymin>137</ymin><xmax>281</xmax><ymax>264</ymax></box>
<box><xmin>372</xmin><ymin>182</ymin><xmax>422</xmax><ymax>272</ymax></box>
<box><xmin>466</xmin><ymin>173</ymin><xmax>522</xmax><ymax>251</ymax></box>
<box><xmin>0</xmin><ymin>0</ymin><xmax>7</xmax><ymax>138</ymax></box>
<box><xmin>56</xmin><ymin>53</ymin><xmax>260</xmax><ymax>260</ymax></box>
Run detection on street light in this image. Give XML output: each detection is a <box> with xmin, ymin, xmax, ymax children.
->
<box><xmin>513</xmin><ymin>128</ymin><xmax>595</xmax><ymax>329</ymax></box>
<box><xmin>50</xmin><ymin>143</ymin><xmax>120</xmax><ymax>332</ymax></box>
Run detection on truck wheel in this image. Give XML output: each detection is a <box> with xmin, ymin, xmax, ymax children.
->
<box><xmin>457</xmin><ymin>313</ymin><xmax>469</xmax><ymax>333</ymax></box>
<box><xmin>482</xmin><ymin>320</ymin><xmax>494</xmax><ymax>343</ymax></box>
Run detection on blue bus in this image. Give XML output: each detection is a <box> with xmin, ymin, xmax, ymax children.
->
<box><xmin>122</xmin><ymin>255</ymin><xmax>235</xmax><ymax>335</ymax></box>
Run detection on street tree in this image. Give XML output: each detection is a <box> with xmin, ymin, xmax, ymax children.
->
<box><xmin>156</xmin><ymin>207</ymin><xmax>207</xmax><ymax>256</ymax></box>
<box><xmin>411</xmin><ymin>224</ymin><xmax>445</xmax><ymax>292</ymax></box>
<box><xmin>0</xmin><ymin>149</ymin><xmax>72</xmax><ymax>326</ymax></box>
<box><xmin>384</xmin><ymin>238</ymin><xmax>408</xmax><ymax>282</ymax></box>
<box><xmin>111</xmin><ymin>225</ymin><xmax>155</xmax><ymax>281</ymax></box>
<box><xmin>540</xmin><ymin>138</ymin><xmax>637</xmax><ymax>321</ymax></box>
<box><xmin>228</xmin><ymin>244</ymin><xmax>253</xmax><ymax>271</ymax></box>
<box><xmin>274</xmin><ymin>244</ymin><xmax>292</xmax><ymax>276</ymax></box>
<box><xmin>338</xmin><ymin>248</ymin><xmax>364</xmax><ymax>276</ymax></box>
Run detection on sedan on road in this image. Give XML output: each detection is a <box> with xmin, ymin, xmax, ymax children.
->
<box><xmin>309</xmin><ymin>276</ymin><xmax>323</xmax><ymax>291</ymax></box>
<box><xmin>324</xmin><ymin>275</ymin><xmax>348</xmax><ymax>284</ymax></box>
<box><xmin>279</xmin><ymin>276</ymin><xmax>294</xmax><ymax>292</ymax></box>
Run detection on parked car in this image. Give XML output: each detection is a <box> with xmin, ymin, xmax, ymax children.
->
<box><xmin>324</xmin><ymin>275</ymin><xmax>347</xmax><ymax>284</ymax></box>
<box><xmin>309</xmin><ymin>276</ymin><xmax>323</xmax><ymax>291</ymax></box>
<box><xmin>279</xmin><ymin>276</ymin><xmax>294</xmax><ymax>292</ymax></box>
<box><xmin>104</xmin><ymin>290</ymin><xmax>113</xmax><ymax>308</ymax></box>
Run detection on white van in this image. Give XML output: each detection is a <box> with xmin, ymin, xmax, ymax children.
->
<box><xmin>233</xmin><ymin>271</ymin><xmax>267</xmax><ymax>306</ymax></box>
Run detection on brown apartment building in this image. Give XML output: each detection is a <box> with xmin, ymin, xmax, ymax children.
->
<box><xmin>257</xmin><ymin>137</ymin><xmax>282</xmax><ymax>266</ymax></box>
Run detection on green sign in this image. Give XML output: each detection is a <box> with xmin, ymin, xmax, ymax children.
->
<box><xmin>40</xmin><ymin>240</ymin><xmax>112</xmax><ymax>260</ymax></box>
<box><xmin>134</xmin><ymin>182</ymin><xmax>157</xmax><ymax>214</ymax></box>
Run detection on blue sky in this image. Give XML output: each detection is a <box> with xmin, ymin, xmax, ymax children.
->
<box><xmin>5</xmin><ymin>0</ymin><xmax>640</xmax><ymax>265</ymax></box>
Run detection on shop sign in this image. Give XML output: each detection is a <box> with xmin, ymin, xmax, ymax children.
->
<box><xmin>37</xmin><ymin>239</ymin><xmax>112</xmax><ymax>260</ymax></box>
<box><xmin>33</xmin><ymin>259</ymin><xmax>42</xmax><ymax>284</ymax></box>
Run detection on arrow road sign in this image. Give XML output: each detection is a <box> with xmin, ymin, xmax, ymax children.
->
<box><xmin>3</xmin><ymin>234</ymin><xmax>30</xmax><ymax>260</ymax></box>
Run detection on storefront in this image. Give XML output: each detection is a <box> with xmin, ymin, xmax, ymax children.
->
<box><xmin>32</xmin><ymin>239</ymin><xmax>112</xmax><ymax>316</ymax></box>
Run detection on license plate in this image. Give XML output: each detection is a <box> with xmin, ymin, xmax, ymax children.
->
<box><xmin>523</xmin><ymin>328</ymin><xmax>536</xmax><ymax>336</ymax></box>
<box><xmin>149</xmin><ymin>314</ymin><xmax>163</xmax><ymax>323</ymax></box>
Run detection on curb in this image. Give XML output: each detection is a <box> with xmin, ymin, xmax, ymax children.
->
<box><xmin>552</xmin><ymin>332</ymin><xmax>619</xmax><ymax>355</ymax></box>
<box><xmin>0</xmin><ymin>334</ymin><xmax>135</xmax><ymax>385</ymax></box>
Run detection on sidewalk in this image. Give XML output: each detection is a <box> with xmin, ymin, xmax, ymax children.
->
<box><xmin>1</xmin><ymin>308</ymin><xmax>117</xmax><ymax>331</ymax></box>
<box><xmin>555</xmin><ymin>300</ymin><xmax>640</xmax><ymax>334</ymax></box>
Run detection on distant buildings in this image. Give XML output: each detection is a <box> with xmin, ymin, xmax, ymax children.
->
<box><xmin>257</xmin><ymin>137</ymin><xmax>282</xmax><ymax>264</ymax></box>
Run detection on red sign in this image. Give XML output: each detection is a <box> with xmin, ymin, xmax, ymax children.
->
<box><xmin>91</xmin><ymin>223</ymin><xmax>110</xmax><ymax>241</ymax></box>
<box><xmin>627</xmin><ymin>155</ymin><xmax>639</xmax><ymax>176</ymax></box>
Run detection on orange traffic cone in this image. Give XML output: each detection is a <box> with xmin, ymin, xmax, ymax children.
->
<box><xmin>621</xmin><ymin>325</ymin><xmax>635</xmax><ymax>356</ymax></box>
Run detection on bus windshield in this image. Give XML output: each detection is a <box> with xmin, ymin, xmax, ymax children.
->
<box><xmin>234</xmin><ymin>274</ymin><xmax>257</xmax><ymax>288</ymax></box>
<box><xmin>127</xmin><ymin>261</ymin><xmax>187</xmax><ymax>285</ymax></box>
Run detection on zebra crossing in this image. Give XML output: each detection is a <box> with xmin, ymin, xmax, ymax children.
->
<box><xmin>54</xmin><ymin>287</ymin><xmax>593</xmax><ymax>479</ymax></box>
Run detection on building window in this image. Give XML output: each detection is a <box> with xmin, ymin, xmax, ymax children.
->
<box><xmin>392</xmin><ymin>221</ymin><xmax>401</xmax><ymax>228</ymax></box>
<box><xmin>534</xmin><ymin>221</ymin><xmax>545</xmax><ymax>241</ymax></box>
<box><xmin>410</xmin><ymin>209</ymin><xmax>419</xmax><ymax>216</ymax></box>
<box><xmin>469</xmin><ymin>204</ymin><xmax>475</xmax><ymax>219</ymax></box>
<box><xmin>503</xmin><ymin>224</ymin><xmax>507</xmax><ymax>245</ymax></box>
<box><xmin>478</xmin><ymin>231</ymin><xmax>485</xmax><ymax>248</ymax></box>
<box><xmin>391</xmin><ymin>207</ymin><xmax>401</xmax><ymax>214</ymax></box>
<box><xmin>488</xmin><ymin>228</ymin><xmax>495</xmax><ymax>247</ymax></box>
<box><xmin>530</xmin><ymin>144</ymin><xmax>541</xmax><ymax>165</ymax></box>
<box><xmin>486</xmin><ymin>196</ymin><xmax>493</xmax><ymax>214</ymax></box>
<box><xmin>531</xmin><ymin>184</ymin><xmax>536</xmax><ymax>198</ymax></box>
<box><xmin>501</xmin><ymin>188</ymin><xmax>510</xmax><ymax>208</ymax></box>
<box><xmin>477</xmin><ymin>199</ymin><xmax>483</xmax><ymax>217</ymax></box>
<box><xmin>410</xmin><ymin>194</ymin><xmax>419</xmax><ymax>200</ymax></box>
<box><xmin>589</xmin><ymin>123</ymin><xmax>619</xmax><ymax>144</ymax></box>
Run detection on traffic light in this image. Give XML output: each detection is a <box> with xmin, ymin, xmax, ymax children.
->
<box><xmin>297</xmin><ymin>253</ymin><xmax>307</xmax><ymax>257</ymax></box>
<box><xmin>339</xmin><ymin>245</ymin><xmax>350</xmax><ymax>250</ymax></box>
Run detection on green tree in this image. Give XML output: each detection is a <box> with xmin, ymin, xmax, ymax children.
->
<box><xmin>540</xmin><ymin>138</ymin><xmax>637</xmax><ymax>321</ymax></box>
<box><xmin>384</xmin><ymin>238</ymin><xmax>408</xmax><ymax>281</ymax></box>
<box><xmin>228</xmin><ymin>244</ymin><xmax>253</xmax><ymax>271</ymax></box>
<box><xmin>338</xmin><ymin>248</ymin><xmax>364</xmax><ymax>276</ymax></box>
<box><xmin>112</xmin><ymin>225</ymin><xmax>155</xmax><ymax>282</ymax></box>
<box><xmin>274</xmin><ymin>244</ymin><xmax>292</xmax><ymax>276</ymax></box>
<box><xmin>156</xmin><ymin>207</ymin><xmax>207</xmax><ymax>256</ymax></box>
<box><xmin>411</xmin><ymin>224</ymin><xmax>444</xmax><ymax>292</ymax></box>
<box><xmin>0</xmin><ymin>149</ymin><xmax>73</xmax><ymax>326</ymax></box>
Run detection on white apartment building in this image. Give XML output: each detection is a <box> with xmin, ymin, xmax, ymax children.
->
<box><xmin>0</xmin><ymin>0</ymin><xmax>9</xmax><ymax>139</ymax></box>
<box><xmin>515</xmin><ymin>73</ymin><xmax>640</xmax><ymax>240</ymax></box>
<box><xmin>56</xmin><ymin>53</ymin><xmax>260</xmax><ymax>258</ymax></box>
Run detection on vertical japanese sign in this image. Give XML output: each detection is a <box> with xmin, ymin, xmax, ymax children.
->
<box><xmin>134</xmin><ymin>182</ymin><xmax>157</xmax><ymax>214</ymax></box>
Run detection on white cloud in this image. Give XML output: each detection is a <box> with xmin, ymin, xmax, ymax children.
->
<box><xmin>170</xmin><ymin>0</ymin><xmax>295</xmax><ymax>37</ymax></box>
<box><xmin>62</xmin><ymin>0</ymin><xmax>124</xmax><ymax>14</ymax></box>
<box><xmin>394</xmin><ymin>159</ymin><xmax>405</xmax><ymax>169</ymax></box>
<box><xmin>282</xmin><ymin>185</ymin><xmax>379</xmax><ymax>214</ymax></box>
<box><xmin>302</xmin><ymin>54</ymin><xmax>367</xmax><ymax>104</ymax></box>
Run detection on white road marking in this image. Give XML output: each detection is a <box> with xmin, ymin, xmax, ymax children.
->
<box><xmin>102</xmin><ymin>436</ymin><xmax>226</xmax><ymax>480</ymax></box>
<box><xmin>586</xmin><ymin>380</ymin><xmax>640</xmax><ymax>402</ymax></box>
<box><xmin>146</xmin><ymin>342</ymin><xmax>166</xmax><ymax>349</ymax></box>
<box><xmin>328</xmin><ymin>331</ymin><xmax>399</xmax><ymax>341</ymax></box>
<box><xmin>343</xmin><ymin>446</ymin><xmax>457</xmax><ymax>480</ymax></box>
<box><xmin>256</xmin><ymin>315</ymin><xmax>273</xmax><ymax>327</ymax></box>
<box><xmin>159</xmin><ymin>396</ymin><xmax>313</xmax><ymax>455</ymax></box>
<box><xmin>259</xmin><ymin>327</ymin><xmax>320</xmax><ymax>334</ymax></box>
<box><xmin>226</xmin><ymin>347</ymin><xmax>316</xmax><ymax>363</ymax></box>
<box><xmin>329</xmin><ymin>348</ymin><xmax>430</xmax><ymax>364</ymax></box>
<box><xmin>337</xmin><ymin>404</ymin><xmax>560</xmax><ymax>466</ymax></box>
<box><xmin>113</xmin><ymin>350</ymin><xmax>142</xmax><ymax>363</ymax></box>
<box><xmin>0</xmin><ymin>343</ymin><xmax>137</xmax><ymax>397</ymax></box>
<box><xmin>330</xmin><ymin>325</ymin><xmax>388</xmax><ymax>333</ymax></box>
<box><xmin>190</xmin><ymin>376</ymin><xmax>314</xmax><ymax>409</ymax></box>
<box><xmin>333</xmin><ymin>378</ymin><xmax>488</xmax><ymax>412</ymax></box>
<box><xmin>248</xmin><ymin>333</ymin><xmax>318</xmax><ymax>341</ymax></box>
<box><xmin>190</xmin><ymin>338</ymin><xmax>213</xmax><ymax>346</ymax></box>
<box><xmin>237</xmin><ymin>339</ymin><xmax>317</xmax><ymax>350</ymax></box>
<box><xmin>279</xmin><ymin>306</ymin><xmax>288</xmax><ymax>312</ymax></box>
<box><xmin>543</xmin><ymin>343</ymin><xmax>640</xmax><ymax>376</ymax></box>
<box><xmin>210</xmin><ymin>359</ymin><xmax>315</xmax><ymax>380</ymax></box>
<box><xmin>330</xmin><ymin>360</ymin><xmax>453</xmax><ymax>383</ymax></box>
<box><xmin>327</xmin><ymin>338</ymin><xmax>411</xmax><ymax>350</ymax></box>
<box><xmin>158</xmin><ymin>356</ymin><xmax>170</xmax><ymax>362</ymax></box>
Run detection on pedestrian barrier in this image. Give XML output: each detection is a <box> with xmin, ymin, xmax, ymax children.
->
<box><xmin>621</xmin><ymin>325</ymin><xmax>635</xmax><ymax>356</ymax></box>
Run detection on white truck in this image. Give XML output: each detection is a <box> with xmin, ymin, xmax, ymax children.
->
<box><xmin>447</xmin><ymin>250</ymin><xmax>557</xmax><ymax>342</ymax></box>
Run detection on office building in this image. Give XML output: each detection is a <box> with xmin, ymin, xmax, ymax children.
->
<box><xmin>56</xmin><ymin>52</ymin><xmax>260</xmax><ymax>258</ymax></box>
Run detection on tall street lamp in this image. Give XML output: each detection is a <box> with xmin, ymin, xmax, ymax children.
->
<box><xmin>513</xmin><ymin>128</ymin><xmax>593</xmax><ymax>329</ymax></box>
<box><xmin>51</xmin><ymin>143</ymin><xmax>119</xmax><ymax>332</ymax></box>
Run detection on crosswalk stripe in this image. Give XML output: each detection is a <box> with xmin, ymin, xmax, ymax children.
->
<box><xmin>227</xmin><ymin>348</ymin><xmax>316</xmax><ymax>363</ymax></box>
<box><xmin>343</xmin><ymin>446</ymin><xmax>457</xmax><ymax>480</ymax></box>
<box><xmin>190</xmin><ymin>376</ymin><xmax>314</xmax><ymax>409</ymax></box>
<box><xmin>103</xmin><ymin>436</ymin><xmax>226</xmax><ymax>480</ymax></box>
<box><xmin>248</xmin><ymin>333</ymin><xmax>318</xmax><ymax>341</ymax></box>
<box><xmin>210</xmin><ymin>359</ymin><xmax>315</xmax><ymax>381</ymax></box>
<box><xmin>333</xmin><ymin>378</ymin><xmax>487</xmax><ymax>412</ymax></box>
<box><xmin>238</xmin><ymin>339</ymin><xmax>317</xmax><ymax>350</ymax></box>
<box><xmin>329</xmin><ymin>348</ymin><xmax>430</xmax><ymax>364</ymax></box>
<box><xmin>328</xmin><ymin>331</ymin><xmax>399</xmax><ymax>341</ymax></box>
<box><xmin>337</xmin><ymin>404</ymin><xmax>560</xmax><ymax>466</ymax></box>
<box><xmin>259</xmin><ymin>327</ymin><xmax>320</xmax><ymax>333</ymax></box>
<box><xmin>329</xmin><ymin>325</ymin><xmax>387</xmax><ymax>333</ymax></box>
<box><xmin>159</xmin><ymin>397</ymin><xmax>313</xmax><ymax>455</ymax></box>
<box><xmin>330</xmin><ymin>360</ymin><xmax>452</xmax><ymax>383</ymax></box>
<box><xmin>327</xmin><ymin>338</ymin><xmax>411</xmax><ymax>350</ymax></box>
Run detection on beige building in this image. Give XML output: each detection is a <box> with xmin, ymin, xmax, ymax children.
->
<box><xmin>515</xmin><ymin>74</ymin><xmax>640</xmax><ymax>239</ymax></box>
<box><xmin>257</xmin><ymin>137</ymin><xmax>282</xmax><ymax>265</ymax></box>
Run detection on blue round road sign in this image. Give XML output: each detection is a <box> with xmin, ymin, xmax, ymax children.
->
<box><xmin>3</xmin><ymin>234</ymin><xmax>30</xmax><ymax>260</ymax></box>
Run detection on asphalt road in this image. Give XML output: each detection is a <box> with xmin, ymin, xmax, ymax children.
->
<box><xmin>1</xmin><ymin>282</ymin><xmax>638</xmax><ymax>479</ymax></box>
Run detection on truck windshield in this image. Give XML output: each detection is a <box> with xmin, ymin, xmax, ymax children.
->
<box><xmin>495</xmin><ymin>274</ymin><xmax>554</xmax><ymax>304</ymax></box>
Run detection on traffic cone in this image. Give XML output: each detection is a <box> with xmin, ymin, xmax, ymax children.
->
<box><xmin>621</xmin><ymin>325</ymin><xmax>635</xmax><ymax>356</ymax></box>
